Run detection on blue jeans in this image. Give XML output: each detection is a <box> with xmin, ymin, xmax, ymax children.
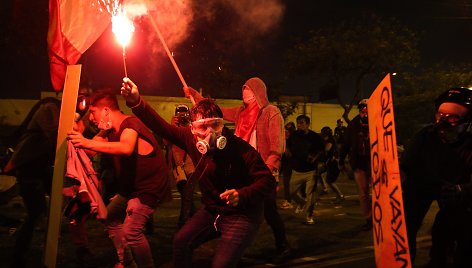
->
<box><xmin>105</xmin><ymin>195</ymin><xmax>155</xmax><ymax>268</ymax></box>
<box><xmin>173</xmin><ymin>208</ymin><xmax>261</xmax><ymax>268</ymax></box>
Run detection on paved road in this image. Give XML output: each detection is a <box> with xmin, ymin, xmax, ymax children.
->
<box><xmin>0</xmin><ymin>173</ymin><xmax>437</xmax><ymax>267</ymax></box>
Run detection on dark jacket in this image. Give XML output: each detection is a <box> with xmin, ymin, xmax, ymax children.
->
<box><xmin>342</xmin><ymin>114</ymin><xmax>370</xmax><ymax>171</ymax></box>
<box><xmin>286</xmin><ymin>129</ymin><xmax>324</xmax><ymax>172</ymax></box>
<box><xmin>108</xmin><ymin>116</ymin><xmax>171</xmax><ymax>208</ymax></box>
<box><xmin>10</xmin><ymin>99</ymin><xmax>60</xmax><ymax>187</ymax></box>
<box><xmin>129</xmin><ymin>97</ymin><xmax>276</xmax><ymax>219</ymax></box>
<box><xmin>401</xmin><ymin>125</ymin><xmax>472</xmax><ymax>198</ymax></box>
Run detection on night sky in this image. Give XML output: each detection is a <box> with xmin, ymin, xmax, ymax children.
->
<box><xmin>0</xmin><ymin>0</ymin><xmax>471</xmax><ymax>99</ymax></box>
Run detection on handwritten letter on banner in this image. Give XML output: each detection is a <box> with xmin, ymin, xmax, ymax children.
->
<box><xmin>368</xmin><ymin>74</ymin><xmax>411</xmax><ymax>268</ymax></box>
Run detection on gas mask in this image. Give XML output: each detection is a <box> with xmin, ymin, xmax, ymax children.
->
<box><xmin>97</xmin><ymin>108</ymin><xmax>112</xmax><ymax>130</ymax></box>
<box><xmin>191</xmin><ymin>117</ymin><xmax>227</xmax><ymax>154</ymax></box>
<box><xmin>435</xmin><ymin>113</ymin><xmax>471</xmax><ymax>144</ymax></box>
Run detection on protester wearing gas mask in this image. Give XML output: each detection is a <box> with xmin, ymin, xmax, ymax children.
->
<box><xmin>184</xmin><ymin>77</ymin><xmax>292</xmax><ymax>263</ymax></box>
<box><xmin>401</xmin><ymin>87</ymin><xmax>472</xmax><ymax>267</ymax></box>
<box><xmin>339</xmin><ymin>99</ymin><xmax>373</xmax><ymax>231</ymax></box>
<box><xmin>120</xmin><ymin>77</ymin><xmax>276</xmax><ymax>267</ymax></box>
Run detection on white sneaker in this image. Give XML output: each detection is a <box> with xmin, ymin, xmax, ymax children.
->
<box><xmin>305</xmin><ymin>216</ymin><xmax>315</xmax><ymax>225</ymax></box>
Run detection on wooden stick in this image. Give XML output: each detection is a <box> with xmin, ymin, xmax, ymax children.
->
<box><xmin>147</xmin><ymin>13</ymin><xmax>195</xmax><ymax>105</ymax></box>
<box><xmin>44</xmin><ymin>64</ymin><xmax>81</xmax><ymax>268</ymax></box>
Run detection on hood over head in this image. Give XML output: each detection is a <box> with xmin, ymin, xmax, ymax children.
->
<box><xmin>244</xmin><ymin>77</ymin><xmax>269</xmax><ymax>108</ymax></box>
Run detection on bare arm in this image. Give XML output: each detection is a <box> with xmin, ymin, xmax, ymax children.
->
<box><xmin>67</xmin><ymin>128</ymin><xmax>138</xmax><ymax>156</ymax></box>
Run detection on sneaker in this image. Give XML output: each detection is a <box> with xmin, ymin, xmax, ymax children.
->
<box><xmin>272</xmin><ymin>245</ymin><xmax>293</xmax><ymax>264</ymax></box>
<box><xmin>305</xmin><ymin>216</ymin><xmax>315</xmax><ymax>225</ymax></box>
<box><xmin>279</xmin><ymin>200</ymin><xmax>294</xmax><ymax>209</ymax></box>
<box><xmin>333</xmin><ymin>196</ymin><xmax>345</xmax><ymax>204</ymax></box>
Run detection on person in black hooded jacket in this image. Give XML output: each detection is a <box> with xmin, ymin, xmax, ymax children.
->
<box><xmin>401</xmin><ymin>87</ymin><xmax>472</xmax><ymax>267</ymax></box>
<box><xmin>3</xmin><ymin>97</ymin><xmax>60</xmax><ymax>268</ymax></box>
<box><xmin>120</xmin><ymin>77</ymin><xmax>276</xmax><ymax>268</ymax></box>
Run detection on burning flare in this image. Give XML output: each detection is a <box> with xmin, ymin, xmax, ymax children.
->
<box><xmin>112</xmin><ymin>9</ymin><xmax>134</xmax><ymax>77</ymax></box>
<box><xmin>112</xmin><ymin>10</ymin><xmax>135</xmax><ymax>48</ymax></box>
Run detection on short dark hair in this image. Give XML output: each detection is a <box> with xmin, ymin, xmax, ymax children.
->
<box><xmin>296</xmin><ymin>114</ymin><xmax>310</xmax><ymax>124</ymax></box>
<box><xmin>190</xmin><ymin>98</ymin><xmax>223</xmax><ymax>121</ymax></box>
<box><xmin>89</xmin><ymin>88</ymin><xmax>120</xmax><ymax>111</ymax></box>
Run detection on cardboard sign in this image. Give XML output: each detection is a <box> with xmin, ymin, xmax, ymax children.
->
<box><xmin>368</xmin><ymin>74</ymin><xmax>411</xmax><ymax>267</ymax></box>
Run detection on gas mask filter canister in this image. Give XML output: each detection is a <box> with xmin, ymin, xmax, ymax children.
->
<box><xmin>192</xmin><ymin>117</ymin><xmax>227</xmax><ymax>154</ymax></box>
<box><xmin>435</xmin><ymin>115</ymin><xmax>470</xmax><ymax>144</ymax></box>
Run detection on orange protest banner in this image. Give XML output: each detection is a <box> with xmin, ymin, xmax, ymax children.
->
<box><xmin>368</xmin><ymin>74</ymin><xmax>411</xmax><ymax>267</ymax></box>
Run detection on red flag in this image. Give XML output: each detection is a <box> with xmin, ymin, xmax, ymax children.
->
<box><xmin>47</xmin><ymin>0</ymin><xmax>110</xmax><ymax>91</ymax></box>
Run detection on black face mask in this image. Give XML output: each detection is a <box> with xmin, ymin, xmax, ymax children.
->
<box><xmin>435</xmin><ymin>119</ymin><xmax>471</xmax><ymax>144</ymax></box>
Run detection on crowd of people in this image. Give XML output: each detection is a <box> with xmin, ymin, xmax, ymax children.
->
<box><xmin>0</xmin><ymin>77</ymin><xmax>471</xmax><ymax>267</ymax></box>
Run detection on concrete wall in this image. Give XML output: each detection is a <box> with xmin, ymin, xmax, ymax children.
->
<box><xmin>0</xmin><ymin>92</ymin><xmax>354</xmax><ymax>133</ymax></box>
<box><xmin>285</xmin><ymin>102</ymin><xmax>354</xmax><ymax>132</ymax></box>
<box><xmin>0</xmin><ymin>99</ymin><xmax>40</xmax><ymax>126</ymax></box>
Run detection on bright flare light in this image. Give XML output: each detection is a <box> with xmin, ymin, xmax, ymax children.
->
<box><xmin>112</xmin><ymin>11</ymin><xmax>135</xmax><ymax>48</ymax></box>
<box><xmin>92</xmin><ymin>0</ymin><xmax>120</xmax><ymax>16</ymax></box>
<box><xmin>92</xmin><ymin>1</ymin><xmax>135</xmax><ymax>77</ymax></box>
<box><xmin>112</xmin><ymin>10</ymin><xmax>135</xmax><ymax>77</ymax></box>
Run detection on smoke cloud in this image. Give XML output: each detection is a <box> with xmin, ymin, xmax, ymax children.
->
<box><xmin>122</xmin><ymin>0</ymin><xmax>285</xmax><ymax>91</ymax></box>
<box><xmin>194</xmin><ymin>0</ymin><xmax>285</xmax><ymax>48</ymax></box>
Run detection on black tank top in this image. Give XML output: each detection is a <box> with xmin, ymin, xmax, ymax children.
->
<box><xmin>109</xmin><ymin>116</ymin><xmax>171</xmax><ymax>208</ymax></box>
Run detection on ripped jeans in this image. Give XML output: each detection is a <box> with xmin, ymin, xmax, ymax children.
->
<box><xmin>105</xmin><ymin>195</ymin><xmax>155</xmax><ymax>268</ymax></box>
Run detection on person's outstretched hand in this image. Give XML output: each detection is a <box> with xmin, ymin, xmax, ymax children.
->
<box><xmin>121</xmin><ymin>77</ymin><xmax>140</xmax><ymax>106</ymax></box>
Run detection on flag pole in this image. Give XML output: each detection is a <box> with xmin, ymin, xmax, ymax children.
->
<box><xmin>147</xmin><ymin>13</ymin><xmax>195</xmax><ymax>105</ymax></box>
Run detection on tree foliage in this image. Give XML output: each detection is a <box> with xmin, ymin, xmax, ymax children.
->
<box><xmin>287</xmin><ymin>13</ymin><xmax>420</xmax><ymax>122</ymax></box>
<box><xmin>393</xmin><ymin>63</ymin><xmax>472</xmax><ymax>144</ymax></box>
<box><xmin>276</xmin><ymin>102</ymin><xmax>298</xmax><ymax>120</ymax></box>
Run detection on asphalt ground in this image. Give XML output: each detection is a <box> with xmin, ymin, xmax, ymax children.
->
<box><xmin>0</xmin><ymin>172</ymin><xmax>437</xmax><ymax>268</ymax></box>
